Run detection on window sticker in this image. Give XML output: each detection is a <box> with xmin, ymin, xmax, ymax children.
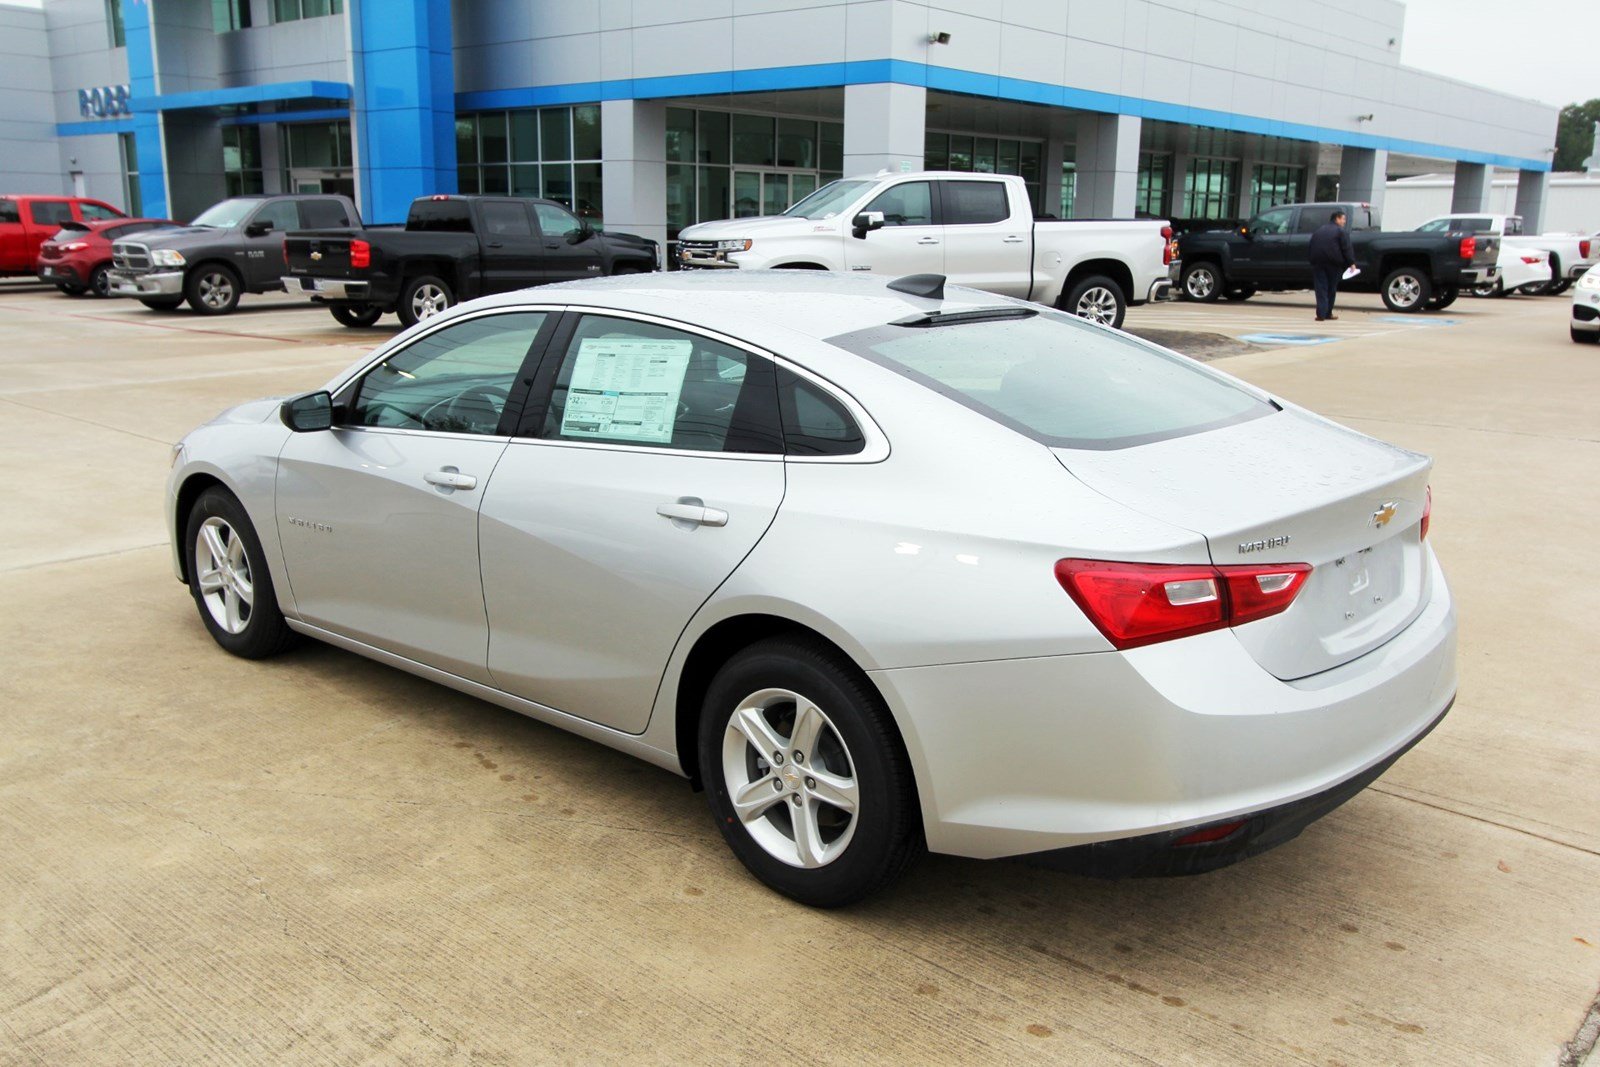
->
<box><xmin>560</xmin><ymin>337</ymin><xmax>693</xmax><ymax>445</ymax></box>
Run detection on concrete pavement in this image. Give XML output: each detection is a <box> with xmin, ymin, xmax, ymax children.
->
<box><xmin>1</xmin><ymin>283</ymin><xmax>1596</xmax><ymax>1065</ymax></box>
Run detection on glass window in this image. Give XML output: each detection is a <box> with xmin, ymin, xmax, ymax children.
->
<box><xmin>574</xmin><ymin>163</ymin><xmax>603</xmax><ymax>225</ymax></box>
<box><xmin>299</xmin><ymin>199</ymin><xmax>351</xmax><ymax>228</ymax></box>
<box><xmin>352</xmin><ymin>312</ymin><xmax>548</xmax><ymax>434</ymax></box>
<box><xmin>540</xmin><ymin>315</ymin><xmax>782</xmax><ymax>454</ymax></box>
<box><xmin>118</xmin><ymin>134</ymin><xmax>141</xmax><ymax>216</ymax></box>
<box><xmin>274</xmin><ymin>0</ymin><xmax>343</xmax><ymax>21</ymax></box>
<box><xmin>250</xmin><ymin>200</ymin><xmax>300</xmax><ymax>233</ymax></box>
<box><xmin>731</xmin><ymin>114</ymin><xmax>774</xmax><ymax>167</ymax></box>
<box><xmin>1183</xmin><ymin>158</ymin><xmax>1238</xmax><ymax>220</ymax></box>
<box><xmin>733</xmin><ymin>171</ymin><xmax>761</xmax><ymax>218</ymax></box>
<box><xmin>666</xmin><ymin>164</ymin><xmax>694</xmax><ymax>239</ymax></box>
<box><xmin>456</xmin><ymin>116</ymin><xmax>479</xmax><ymax>165</ymax></box>
<box><xmin>924</xmin><ymin>132</ymin><xmax>949</xmax><ymax>171</ymax></box>
<box><xmin>1017</xmin><ymin>141</ymin><xmax>1041</xmax><ymax>184</ymax></box>
<box><xmin>947</xmin><ymin>135</ymin><xmax>973</xmax><ymax>172</ymax></box>
<box><xmin>829</xmin><ymin>310</ymin><xmax>1273</xmax><ymax>450</ymax></box>
<box><xmin>1248</xmin><ymin>206</ymin><xmax>1293</xmax><ymax>234</ymax></box>
<box><xmin>212</xmin><ymin>0</ymin><xmax>251</xmax><ymax>32</ymax></box>
<box><xmin>863</xmin><ymin>181</ymin><xmax>932</xmax><ymax>226</ymax></box>
<box><xmin>192</xmin><ymin>198</ymin><xmax>259</xmax><ymax>228</ymax></box>
<box><xmin>532</xmin><ymin>202</ymin><xmax>580</xmax><ymax>240</ymax></box>
<box><xmin>666</xmin><ymin>108</ymin><xmax>695</xmax><ymax>163</ymax></box>
<box><xmin>541</xmin><ymin>162</ymin><xmax>573</xmax><ymax>208</ymax></box>
<box><xmin>941</xmin><ymin>180</ymin><xmax>1009</xmax><ymax>225</ymax></box>
<box><xmin>29</xmin><ymin>202</ymin><xmax>73</xmax><ymax>227</ymax></box>
<box><xmin>697</xmin><ymin>110</ymin><xmax>729</xmax><ymax>165</ymax></box>
<box><xmin>456</xmin><ymin>167</ymin><xmax>480</xmax><ymax>195</ymax></box>
<box><xmin>763</xmin><ymin>174</ymin><xmax>790</xmax><ymax>216</ymax></box>
<box><xmin>479</xmin><ymin>113</ymin><xmax>509</xmax><ymax>165</ymax></box>
<box><xmin>777</xmin><ymin>368</ymin><xmax>864</xmax><ymax>457</ymax></box>
<box><xmin>480</xmin><ymin>167</ymin><xmax>509</xmax><ymax>195</ymax></box>
<box><xmin>80</xmin><ymin>202</ymin><xmax>123</xmax><ymax>221</ymax></box>
<box><xmin>509</xmin><ymin>111</ymin><xmax>539</xmax><ymax>162</ymax></box>
<box><xmin>1249</xmin><ymin>163</ymin><xmax>1304</xmax><ymax>215</ymax></box>
<box><xmin>510</xmin><ymin>164</ymin><xmax>539</xmax><ymax>197</ymax></box>
<box><xmin>481</xmin><ymin>201</ymin><xmax>533</xmax><ymax>237</ymax></box>
<box><xmin>973</xmin><ymin>138</ymin><xmax>997</xmax><ymax>174</ymax></box>
<box><xmin>820</xmin><ymin>123</ymin><xmax>843</xmax><ymax>173</ymax></box>
<box><xmin>698</xmin><ymin>165</ymin><xmax>730</xmax><ymax>223</ymax></box>
<box><xmin>776</xmin><ymin>118</ymin><xmax>816</xmax><ymax>169</ymax></box>
<box><xmin>784</xmin><ymin>179</ymin><xmax>871</xmax><ymax>220</ymax></box>
<box><xmin>540</xmin><ymin>108</ymin><xmax>570</xmax><ymax>163</ymax></box>
<box><xmin>572</xmin><ymin>105</ymin><xmax>602</xmax><ymax>160</ymax></box>
<box><xmin>0</xmin><ymin>200</ymin><xmax>19</xmax><ymax>224</ymax></box>
<box><xmin>1135</xmin><ymin>152</ymin><xmax>1169</xmax><ymax>217</ymax></box>
<box><xmin>106</xmin><ymin>0</ymin><xmax>125</xmax><ymax>47</ymax></box>
<box><xmin>1059</xmin><ymin>161</ymin><xmax>1077</xmax><ymax>219</ymax></box>
<box><xmin>407</xmin><ymin>198</ymin><xmax>473</xmax><ymax>232</ymax></box>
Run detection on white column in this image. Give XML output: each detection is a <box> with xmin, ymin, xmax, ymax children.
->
<box><xmin>843</xmin><ymin>83</ymin><xmax>925</xmax><ymax>176</ymax></box>
<box><xmin>1338</xmin><ymin>146</ymin><xmax>1388</xmax><ymax>216</ymax></box>
<box><xmin>1450</xmin><ymin>161</ymin><xmax>1491</xmax><ymax>214</ymax></box>
<box><xmin>1074</xmin><ymin>113</ymin><xmax>1140</xmax><ymax>218</ymax></box>
<box><xmin>601</xmin><ymin>99</ymin><xmax>668</xmax><ymax>255</ymax></box>
<box><xmin>1514</xmin><ymin>169</ymin><xmax>1549</xmax><ymax>233</ymax></box>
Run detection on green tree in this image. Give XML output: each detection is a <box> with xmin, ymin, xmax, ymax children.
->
<box><xmin>1554</xmin><ymin>99</ymin><xmax>1600</xmax><ymax>172</ymax></box>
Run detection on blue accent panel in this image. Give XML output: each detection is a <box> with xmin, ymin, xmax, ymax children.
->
<box><xmin>58</xmin><ymin>119</ymin><xmax>137</xmax><ymax>137</ymax></box>
<box><xmin>351</xmin><ymin>0</ymin><xmax>456</xmax><ymax>224</ymax></box>
<box><xmin>454</xmin><ymin>58</ymin><xmax>1550</xmax><ymax>173</ymax></box>
<box><xmin>222</xmin><ymin>108</ymin><xmax>351</xmax><ymax>128</ymax></box>
<box><xmin>120</xmin><ymin>0</ymin><xmax>165</xmax><ymax>218</ymax></box>
<box><xmin>132</xmin><ymin>80</ymin><xmax>350</xmax><ymax>114</ymax></box>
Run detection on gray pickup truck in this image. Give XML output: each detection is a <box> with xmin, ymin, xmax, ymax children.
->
<box><xmin>109</xmin><ymin>193</ymin><xmax>359</xmax><ymax>314</ymax></box>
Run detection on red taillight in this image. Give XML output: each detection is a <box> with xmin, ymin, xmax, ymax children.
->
<box><xmin>1520</xmin><ymin>255</ymin><xmax>1542</xmax><ymax>265</ymax></box>
<box><xmin>1173</xmin><ymin>820</ymin><xmax>1246</xmax><ymax>846</ymax></box>
<box><xmin>1420</xmin><ymin>486</ymin><xmax>1431</xmax><ymax>541</ymax></box>
<box><xmin>1055</xmin><ymin>559</ymin><xmax>1312</xmax><ymax>650</ymax></box>
<box><xmin>282</xmin><ymin>238</ymin><xmax>289</xmax><ymax>266</ymax></box>
<box><xmin>1161</xmin><ymin>225</ymin><xmax>1173</xmax><ymax>266</ymax></box>
<box><xmin>350</xmin><ymin>239</ymin><xmax>371</xmax><ymax>269</ymax></box>
<box><xmin>54</xmin><ymin>241</ymin><xmax>88</xmax><ymax>252</ymax></box>
<box><xmin>1458</xmin><ymin>236</ymin><xmax>1475</xmax><ymax>260</ymax></box>
<box><xmin>1580</xmin><ymin>239</ymin><xmax>1591</xmax><ymax>259</ymax></box>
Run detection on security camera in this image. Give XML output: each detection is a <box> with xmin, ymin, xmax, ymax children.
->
<box><xmin>928</xmin><ymin>31</ymin><xmax>951</xmax><ymax>45</ymax></box>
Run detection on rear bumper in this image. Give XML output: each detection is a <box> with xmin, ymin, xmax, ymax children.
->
<box><xmin>1459</xmin><ymin>266</ymin><xmax>1497</xmax><ymax>284</ymax></box>
<box><xmin>281</xmin><ymin>274</ymin><xmax>376</xmax><ymax>301</ymax></box>
<box><xmin>109</xmin><ymin>269</ymin><xmax>183</xmax><ymax>297</ymax></box>
<box><xmin>36</xmin><ymin>263</ymin><xmax>83</xmax><ymax>285</ymax></box>
<box><xmin>872</xmin><ymin>549</ymin><xmax>1457</xmax><ymax>862</ymax></box>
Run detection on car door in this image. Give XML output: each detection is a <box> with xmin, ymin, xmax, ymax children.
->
<box><xmin>0</xmin><ymin>199</ymin><xmax>24</xmax><ymax>268</ymax></box>
<box><xmin>843</xmin><ymin>179</ymin><xmax>942</xmax><ymax>278</ymax></box>
<box><xmin>275</xmin><ymin>309</ymin><xmax>555</xmax><ymax>681</ymax></box>
<box><xmin>936</xmin><ymin>178</ymin><xmax>1033</xmax><ymax>297</ymax></box>
<box><xmin>477</xmin><ymin>200</ymin><xmax>545</xmax><ymax>292</ymax></box>
<box><xmin>238</xmin><ymin>199</ymin><xmax>300</xmax><ymax>287</ymax></box>
<box><xmin>531</xmin><ymin>201</ymin><xmax>604</xmax><ymax>284</ymax></box>
<box><xmin>1236</xmin><ymin>205</ymin><xmax>1295</xmax><ymax>283</ymax></box>
<box><xmin>478</xmin><ymin>310</ymin><xmax>787</xmax><ymax>732</ymax></box>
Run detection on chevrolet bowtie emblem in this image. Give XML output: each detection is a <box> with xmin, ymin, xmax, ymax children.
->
<box><xmin>1372</xmin><ymin>501</ymin><xmax>1398</xmax><ymax>528</ymax></box>
<box><xmin>310</xmin><ymin>251</ymin><xmax>323</xmax><ymax>261</ymax></box>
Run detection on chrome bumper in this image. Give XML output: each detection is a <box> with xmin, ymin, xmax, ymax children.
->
<box><xmin>109</xmin><ymin>269</ymin><xmax>183</xmax><ymax>297</ymax></box>
<box><xmin>281</xmin><ymin>275</ymin><xmax>371</xmax><ymax>299</ymax></box>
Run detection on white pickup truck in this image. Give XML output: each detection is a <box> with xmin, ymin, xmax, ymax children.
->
<box><xmin>676</xmin><ymin>171</ymin><xmax>1175</xmax><ymax>330</ymax></box>
<box><xmin>1416</xmin><ymin>214</ymin><xmax>1599</xmax><ymax>296</ymax></box>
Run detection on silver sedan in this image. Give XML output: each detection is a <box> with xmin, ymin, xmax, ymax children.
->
<box><xmin>168</xmin><ymin>270</ymin><xmax>1457</xmax><ymax>906</ymax></box>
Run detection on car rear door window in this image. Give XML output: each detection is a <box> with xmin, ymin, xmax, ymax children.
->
<box><xmin>862</xmin><ymin>182</ymin><xmax>932</xmax><ymax>226</ymax></box>
<box><xmin>534</xmin><ymin>314</ymin><xmax>782</xmax><ymax>454</ymax></box>
<box><xmin>940</xmin><ymin>181</ymin><xmax>1009</xmax><ymax>225</ymax></box>
<box><xmin>481</xmin><ymin>201</ymin><xmax>534</xmax><ymax>237</ymax></box>
<box><xmin>28</xmin><ymin>202</ymin><xmax>73</xmax><ymax>227</ymax></box>
<box><xmin>349</xmin><ymin>312</ymin><xmax>549</xmax><ymax>435</ymax></box>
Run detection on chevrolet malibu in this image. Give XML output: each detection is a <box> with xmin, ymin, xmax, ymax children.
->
<box><xmin>168</xmin><ymin>270</ymin><xmax>1456</xmax><ymax>906</ymax></box>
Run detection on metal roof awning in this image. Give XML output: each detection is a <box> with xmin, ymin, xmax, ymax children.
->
<box><xmin>132</xmin><ymin>80</ymin><xmax>351</xmax><ymax>114</ymax></box>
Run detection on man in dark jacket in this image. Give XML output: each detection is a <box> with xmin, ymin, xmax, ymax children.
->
<box><xmin>1308</xmin><ymin>210</ymin><xmax>1357</xmax><ymax>321</ymax></box>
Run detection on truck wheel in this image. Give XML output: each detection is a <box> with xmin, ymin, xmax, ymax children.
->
<box><xmin>139</xmin><ymin>296</ymin><xmax>185</xmax><ymax>312</ymax></box>
<box><xmin>1062</xmin><ymin>275</ymin><xmax>1126</xmax><ymax>329</ymax></box>
<box><xmin>1222</xmin><ymin>285</ymin><xmax>1256</xmax><ymax>301</ymax></box>
<box><xmin>1425</xmin><ymin>286</ymin><xmax>1459</xmax><ymax>310</ymax></box>
<box><xmin>330</xmin><ymin>303</ymin><xmax>384</xmax><ymax>328</ymax></box>
<box><xmin>397</xmin><ymin>275</ymin><xmax>453</xmax><ymax>328</ymax></box>
<box><xmin>1470</xmin><ymin>279</ymin><xmax>1501</xmax><ymax>298</ymax></box>
<box><xmin>186</xmin><ymin>264</ymin><xmax>242</xmax><ymax>315</ymax></box>
<box><xmin>1380</xmin><ymin>267</ymin><xmax>1432</xmax><ymax>312</ymax></box>
<box><xmin>1180</xmin><ymin>262</ymin><xmax>1222</xmax><ymax>302</ymax></box>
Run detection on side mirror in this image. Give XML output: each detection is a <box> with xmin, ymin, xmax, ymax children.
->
<box><xmin>245</xmin><ymin>220</ymin><xmax>273</xmax><ymax>238</ymax></box>
<box><xmin>851</xmin><ymin>210</ymin><xmax>885</xmax><ymax>240</ymax></box>
<box><xmin>567</xmin><ymin>223</ymin><xmax>591</xmax><ymax>244</ymax></box>
<box><xmin>280</xmin><ymin>390</ymin><xmax>334</xmax><ymax>432</ymax></box>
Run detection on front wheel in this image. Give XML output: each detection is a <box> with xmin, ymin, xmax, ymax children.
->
<box><xmin>87</xmin><ymin>263</ymin><xmax>113</xmax><ymax>298</ymax></box>
<box><xmin>397</xmin><ymin>274</ymin><xmax>454</xmax><ymax>328</ymax></box>
<box><xmin>698</xmin><ymin>637</ymin><xmax>923</xmax><ymax>907</ymax></box>
<box><xmin>1381</xmin><ymin>267</ymin><xmax>1433</xmax><ymax>312</ymax></box>
<box><xmin>1062</xmin><ymin>274</ymin><xmax>1126</xmax><ymax>329</ymax></box>
<box><xmin>1180</xmin><ymin>262</ymin><xmax>1222</xmax><ymax>302</ymax></box>
<box><xmin>186</xmin><ymin>264</ymin><xmax>242</xmax><ymax>315</ymax></box>
<box><xmin>330</xmin><ymin>302</ymin><xmax>384</xmax><ymax>328</ymax></box>
<box><xmin>184</xmin><ymin>487</ymin><xmax>299</xmax><ymax>659</ymax></box>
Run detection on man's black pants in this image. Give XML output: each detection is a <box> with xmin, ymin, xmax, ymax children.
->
<box><xmin>1312</xmin><ymin>264</ymin><xmax>1343</xmax><ymax>319</ymax></box>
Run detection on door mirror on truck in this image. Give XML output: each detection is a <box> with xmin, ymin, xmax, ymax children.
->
<box><xmin>851</xmin><ymin>211</ymin><xmax>885</xmax><ymax>240</ymax></box>
<box><xmin>245</xmin><ymin>220</ymin><xmax>273</xmax><ymax>238</ymax></box>
<box><xmin>280</xmin><ymin>391</ymin><xmax>334</xmax><ymax>433</ymax></box>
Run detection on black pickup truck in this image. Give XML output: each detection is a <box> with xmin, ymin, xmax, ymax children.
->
<box><xmin>283</xmin><ymin>195</ymin><xmax>659</xmax><ymax>328</ymax></box>
<box><xmin>1176</xmin><ymin>201</ymin><xmax>1501</xmax><ymax>312</ymax></box>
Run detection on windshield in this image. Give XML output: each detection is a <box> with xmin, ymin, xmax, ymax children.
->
<box><xmin>783</xmin><ymin>180</ymin><xmax>873</xmax><ymax>220</ymax></box>
<box><xmin>829</xmin><ymin>310</ymin><xmax>1273</xmax><ymax>449</ymax></box>
<box><xmin>189</xmin><ymin>199</ymin><xmax>259</xmax><ymax>228</ymax></box>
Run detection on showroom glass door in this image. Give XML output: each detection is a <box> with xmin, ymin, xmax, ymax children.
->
<box><xmin>732</xmin><ymin>171</ymin><xmax>817</xmax><ymax>217</ymax></box>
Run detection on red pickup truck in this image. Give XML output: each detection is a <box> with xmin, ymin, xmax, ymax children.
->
<box><xmin>0</xmin><ymin>195</ymin><xmax>126</xmax><ymax>277</ymax></box>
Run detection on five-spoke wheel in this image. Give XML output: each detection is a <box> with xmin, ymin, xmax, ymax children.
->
<box><xmin>184</xmin><ymin>487</ymin><xmax>298</xmax><ymax>658</ymax></box>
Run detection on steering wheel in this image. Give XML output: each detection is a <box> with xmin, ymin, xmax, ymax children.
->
<box><xmin>358</xmin><ymin>400</ymin><xmax>426</xmax><ymax>429</ymax></box>
<box><xmin>422</xmin><ymin>384</ymin><xmax>512</xmax><ymax>434</ymax></box>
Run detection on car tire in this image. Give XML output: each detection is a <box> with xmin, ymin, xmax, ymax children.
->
<box><xmin>1380</xmin><ymin>267</ymin><xmax>1433</xmax><ymax>312</ymax></box>
<box><xmin>1062</xmin><ymin>274</ymin><xmax>1126</xmax><ymax>329</ymax></box>
<box><xmin>55</xmin><ymin>281</ymin><xmax>87</xmax><ymax>297</ymax></box>
<box><xmin>329</xmin><ymin>302</ymin><xmax>384</xmax><ymax>328</ymax></box>
<box><xmin>186</xmin><ymin>264</ymin><xmax>243</xmax><ymax>315</ymax></box>
<box><xmin>1426</xmin><ymin>286</ymin><xmax>1459</xmax><ymax>310</ymax></box>
<box><xmin>87</xmin><ymin>263</ymin><xmax>113</xmax><ymax>298</ymax></box>
<box><xmin>397</xmin><ymin>274</ymin><xmax>454</xmax><ymax>328</ymax></box>
<box><xmin>184</xmin><ymin>487</ymin><xmax>299</xmax><ymax>660</ymax></box>
<box><xmin>698</xmin><ymin>636</ymin><xmax>923</xmax><ymax>907</ymax></box>
<box><xmin>1470</xmin><ymin>279</ymin><xmax>1501</xmax><ymax>298</ymax></box>
<box><xmin>1548</xmin><ymin>279</ymin><xmax>1572</xmax><ymax>296</ymax></box>
<box><xmin>139</xmin><ymin>296</ymin><xmax>185</xmax><ymax>312</ymax></box>
<box><xmin>1573</xmin><ymin>326</ymin><xmax>1599</xmax><ymax>345</ymax></box>
<box><xmin>1180</xmin><ymin>262</ymin><xmax>1222</xmax><ymax>302</ymax></box>
<box><xmin>1222</xmin><ymin>286</ymin><xmax>1256</xmax><ymax>301</ymax></box>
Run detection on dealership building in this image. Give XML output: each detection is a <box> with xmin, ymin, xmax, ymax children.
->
<box><xmin>0</xmin><ymin>0</ymin><xmax>1561</xmax><ymax>255</ymax></box>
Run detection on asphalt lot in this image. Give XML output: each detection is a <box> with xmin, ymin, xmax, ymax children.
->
<box><xmin>1</xmin><ymin>279</ymin><xmax>1597</xmax><ymax>1065</ymax></box>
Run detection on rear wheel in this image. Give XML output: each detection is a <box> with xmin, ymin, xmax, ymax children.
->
<box><xmin>184</xmin><ymin>487</ymin><xmax>299</xmax><ymax>659</ymax></box>
<box><xmin>1180</xmin><ymin>261</ymin><xmax>1222</xmax><ymax>302</ymax></box>
<box><xmin>186</xmin><ymin>264</ymin><xmax>242</xmax><ymax>315</ymax></box>
<box><xmin>698</xmin><ymin>637</ymin><xmax>922</xmax><ymax>907</ymax></box>
<box><xmin>1380</xmin><ymin>267</ymin><xmax>1432</xmax><ymax>312</ymax></box>
<box><xmin>87</xmin><ymin>263</ymin><xmax>113</xmax><ymax>298</ymax></box>
<box><xmin>397</xmin><ymin>274</ymin><xmax>453</xmax><ymax>328</ymax></box>
<box><xmin>329</xmin><ymin>302</ymin><xmax>384</xmax><ymax>328</ymax></box>
<box><xmin>139</xmin><ymin>296</ymin><xmax>185</xmax><ymax>312</ymax></box>
<box><xmin>1062</xmin><ymin>274</ymin><xmax>1126</xmax><ymax>329</ymax></box>
<box><xmin>1547</xmin><ymin>279</ymin><xmax>1572</xmax><ymax>296</ymax></box>
<box><xmin>1470</xmin><ymin>278</ymin><xmax>1502</xmax><ymax>298</ymax></box>
<box><xmin>1425</xmin><ymin>286</ymin><xmax>1459</xmax><ymax>310</ymax></box>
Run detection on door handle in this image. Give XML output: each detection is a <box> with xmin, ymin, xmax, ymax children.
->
<box><xmin>916</xmin><ymin>238</ymin><xmax>940</xmax><ymax>245</ymax></box>
<box><xmin>1002</xmin><ymin>235</ymin><xmax>1025</xmax><ymax>243</ymax></box>
<box><xmin>486</xmin><ymin>241</ymin><xmax>504</xmax><ymax>249</ymax></box>
<box><xmin>656</xmin><ymin>501</ymin><xmax>729</xmax><ymax>528</ymax></box>
<box><xmin>424</xmin><ymin>468</ymin><xmax>477</xmax><ymax>490</ymax></box>
<box><xmin>544</xmin><ymin>242</ymin><xmax>561</xmax><ymax>249</ymax></box>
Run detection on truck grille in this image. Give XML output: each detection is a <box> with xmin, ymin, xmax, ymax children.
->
<box><xmin>112</xmin><ymin>241</ymin><xmax>151</xmax><ymax>272</ymax></box>
<box><xmin>677</xmin><ymin>240</ymin><xmax>734</xmax><ymax>269</ymax></box>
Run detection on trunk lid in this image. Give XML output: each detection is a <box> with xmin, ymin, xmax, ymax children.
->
<box><xmin>1053</xmin><ymin>407</ymin><xmax>1432</xmax><ymax>679</ymax></box>
<box><xmin>284</xmin><ymin>230</ymin><xmax>359</xmax><ymax>278</ymax></box>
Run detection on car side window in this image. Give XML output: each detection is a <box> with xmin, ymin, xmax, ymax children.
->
<box><xmin>537</xmin><ymin>315</ymin><xmax>783</xmax><ymax>454</ymax></box>
<box><xmin>941</xmin><ymin>181</ymin><xmax>1009</xmax><ymax>225</ymax></box>
<box><xmin>1249</xmin><ymin>207</ymin><xmax>1293</xmax><ymax>235</ymax></box>
<box><xmin>350</xmin><ymin>312</ymin><xmax>548</xmax><ymax>435</ymax></box>
<box><xmin>0</xmin><ymin>199</ymin><xmax>18</xmax><ymax>224</ymax></box>
<box><xmin>482</xmin><ymin>202</ymin><xmax>533</xmax><ymax>237</ymax></box>
<box><xmin>1294</xmin><ymin>210</ymin><xmax>1334</xmax><ymax>234</ymax></box>
<box><xmin>80</xmin><ymin>203</ymin><xmax>121</xmax><ymax>221</ymax></box>
<box><xmin>776</xmin><ymin>368</ymin><xmax>864</xmax><ymax>456</ymax></box>
<box><xmin>532</xmin><ymin>202</ymin><xmax>581</xmax><ymax>239</ymax></box>
<box><xmin>299</xmin><ymin>198</ymin><xmax>350</xmax><ymax>228</ymax></box>
<box><xmin>863</xmin><ymin>182</ymin><xmax>933</xmax><ymax>227</ymax></box>
<box><xmin>250</xmin><ymin>201</ymin><xmax>300</xmax><ymax>234</ymax></box>
<box><xmin>29</xmin><ymin>202</ymin><xmax>73</xmax><ymax>227</ymax></box>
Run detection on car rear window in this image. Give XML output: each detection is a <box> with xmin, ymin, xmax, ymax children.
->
<box><xmin>828</xmin><ymin>310</ymin><xmax>1273</xmax><ymax>450</ymax></box>
<box><xmin>407</xmin><ymin>199</ymin><xmax>473</xmax><ymax>232</ymax></box>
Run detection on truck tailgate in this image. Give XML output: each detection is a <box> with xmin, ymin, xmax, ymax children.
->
<box><xmin>284</xmin><ymin>230</ymin><xmax>361</xmax><ymax>278</ymax></box>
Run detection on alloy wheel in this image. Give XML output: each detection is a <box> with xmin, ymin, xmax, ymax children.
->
<box><xmin>411</xmin><ymin>283</ymin><xmax>449</xmax><ymax>320</ymax></box>
<box><xmin>722</xmin><ymin>687</ymin><xmax>860</xmax><ymax>868</ymax></box>
<box><xmin>198</xmin><ymin>271</ymin><xmax>235</xmax><ymax>309</ymax></box>
<box><xmin>1387</xmin><ymin>274</ymin><xmax>1423</xmax><ymax>308</ymax></box>
<box><xmin>194</xmin><ymin>516</ymin><xmax>253</xmax><ymax>635</ymax></box>
<box><xmin>1075</xmin><ymin>285</ymin><xmax>1120</xmax><ymax>325</ymax></box>
<box><xmin>1185</xmin><ymin>268</ymin><xmax>1216</xmax><ymax>299</ymax></box>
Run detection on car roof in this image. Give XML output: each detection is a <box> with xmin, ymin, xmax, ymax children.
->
<box><xmin>470</xmin><ymin>269</ymin><xmax>1022</xmax><ymax>345</ymax></box>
